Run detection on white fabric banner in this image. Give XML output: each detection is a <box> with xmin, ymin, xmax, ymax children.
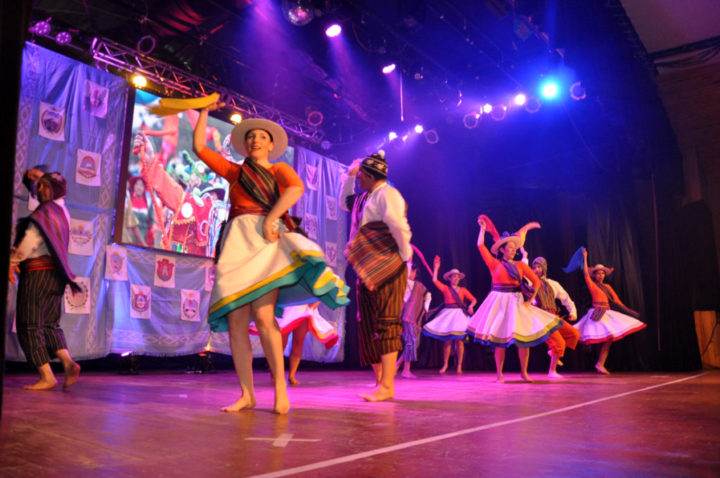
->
<box><xmin>130</xmin><ymin>284</ymin><xmax>152</xmax><ymax>319</ymax></box>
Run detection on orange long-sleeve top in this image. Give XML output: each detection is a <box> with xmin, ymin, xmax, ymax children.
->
<box><xmin>478</xmin><ymin>242</ymin><xmax>541</xmax><ymax>289</ymax></box>
<box><xmin>196</xmin><ymin>147</ymin><xmax>304</xmax><ymax>209</ymax></box>
<box><xmin>432</xmin><ymin>279</ymin><xmax>477</xmax><ymax>306</ymax></box>
<box><xmin>584</xmin><ymin>272</ymin><xmax>624</xmax><ymax>305</ymax></box>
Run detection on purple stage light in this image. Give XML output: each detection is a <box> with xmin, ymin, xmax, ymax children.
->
<box><xmin>31</xmin><ymin>18</ymin><xmax>51</xmax><ymax>36</ymax></box>
<box><xmin>388</xmin><ymin>131</ymin><xmax>398</xmax><ymax>141</ymax></box>
<box><xmin>382</xmin><ymin>63</ymin><xmax>396</xmax><ymax>74</ymax></box>
<box><xmin>513</xmin><ymin>93</ymin><xmax>527</xmax><ymax>106</ymax></box>
<box><xmin>325</xmin><ymin>24</ymin><xmax>342</xmax><ymax>37</ymax></box>
<box><xmin>414</xmin><ymin>124</ymin><xmax>423</xmax><ymax>134</ymax></box>
<box><xmin>482</xmin><ymin>103</ymin><xmax>493</xmax><ymax>114</ymax></box>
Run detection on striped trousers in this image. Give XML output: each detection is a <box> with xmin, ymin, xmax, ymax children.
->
<box><xmin>16</xmin><ymin>263</ymin><xmax>68</xmax><ymax>368</ymax></box>
<box><xmin>356</xmin><ymin>267</ymin><xmax>407</xmax><ymax>367</ymax></box>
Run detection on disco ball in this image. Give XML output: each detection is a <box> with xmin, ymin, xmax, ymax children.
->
<box><xmin>282</xmin><ymin>0</ymin><xmax>314</xmax><ymax>26</ymax></box>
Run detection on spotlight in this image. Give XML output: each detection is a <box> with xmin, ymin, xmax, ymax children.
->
<box><xmin>482</xmin><ymin>103</ymin><xmax>493</xmax><ymax>114</ymax></box>
<box><xmin>30</xmin><ymin>18</ymin><xmax>51</xmax><ymax>36</ymax></box>
<box><xmin>463</xmin><ymin>113</ymin><xmax>478</xmax><ymax>129</ymax></box>
<box><xmin>282</xmin><ymin>0</ymin><xmax>314</xmax><ymax>26</ymax></box>
<box><xmin>325</xmin><ymin>24</ymin><xmax>342</xmax><ymax>38</ymax></box>
<box><xmin>388</xmin><ymin>131</ymin><xmax>398</xmax><ymax>141</ymax></box>
<box><xmin>570</xmin><ymin>81</ymin><xmax>587</xmax><ymax>100</ymax></box>
<box><xmin>230</xmin><ymin>113</ymin><xmax>243</xmax><ymax>124</ymax></box>
<box><xmin>524</xmin><ymin>96</ymin><xmax>542</xmax><ymax>113</ymax></box>
<box><xmin>131</xmin><ymin>74</ymin><xmax>148</xmax><ymax>88</ymax></box>
<box><xmin>307</xmin><ymin>109</ymin><xmax>324</xmax><ymax>126</ymax></box>
<box><xmin>423</xmin><ymin>129</ymin><xmax>439</xmax><ymax>144</ymax></box>
<box><xmin>513</xmin><ymin>93</ymin><xmax>527</xmax><ymax>106</ymax></box>
<box><xmin>541</xmin><ymin>81</ymin><xmax>560</xmax><ymax>99</ymax></box>
<box><xmin>490</xmin><ymin>105</ymin><xmax>507</xmax><ymax>121</ymax></box>
<box><xmin>413</xmin><ymin>124</ymin><xmax>424</xmax><ymax>134</ymax></box>
<box><xmin>382</xmin><ymin>63</ymin><xmax>396</xmax><ymax>74</ymax></box>
<box><xmin>55</xmin><ymin>31</ymin><xmax>72</xmax><ymax>45</ymax></box>
<box><xmin>402</xmin><ymin>134</ymin><xmax>408</xmax><ymax>141</ymax></box>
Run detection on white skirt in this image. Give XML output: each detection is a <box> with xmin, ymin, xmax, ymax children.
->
<box><xmin>249</xmin><ymin>304</ymin><xmax>339</xmax><ymax>349</ymax></box>
<box><xmin>466</xmin><ymin>290</ymin><xmax>562</xmax><ymax>348</ymax></box>
<box><xmin>423</xmin><ymin>307</ymin><xmax>469</xmax><ymax>341</ymax></box>
<box><xmin>208</xmin><ymin>214</ymin><xmax>349</xmax><ymax>332</ymax></box>
<box><xmin>574</xmin><ymin>308</ymin><xmax>646</xmax><ymax>344</ymax></box>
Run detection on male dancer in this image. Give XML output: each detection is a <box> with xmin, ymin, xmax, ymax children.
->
<box><xmin>341</xmin><ymin>152</ymin><xmax>412</xmax><ymax>401</ymax></box>
<box><xmin>396</xmin><ymin>262</ymin><xmax>431</xmax><ymax>378</ymax></box>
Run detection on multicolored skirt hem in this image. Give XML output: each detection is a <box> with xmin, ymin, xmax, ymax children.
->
<box><xmin>422</xmin><ymin>307</ymin><xmax>469</xmax><ymax>341</ymax></box>
<box><xmin>249</xmin><ymin>304</ymin><xmax>339</xmax><ymax>349</ymax></box>
<box><xmin>574</xmin><ymin>308</ymin><xmax>646</xmax><ymax>344</ymax></box>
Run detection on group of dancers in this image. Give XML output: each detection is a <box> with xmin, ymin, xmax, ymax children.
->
<box><xmin>9</xmin><ymin>103</ymin><xmax>645</xmax><ymax>414</ymax></box>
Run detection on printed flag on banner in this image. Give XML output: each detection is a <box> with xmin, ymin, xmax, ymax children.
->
<box><xmin>75</xmin><ymin>149</ymin><xmax>101</xmax><ymax>187</ymax></box>
<box><xmin>325</xmin><ymin>195</ymin><xmax>338</xmax><ymax>221</ymax></box>
<box><xmin>154</xmin><ymin>255</ymin><xmax>176</xmax><ymax>288</ymax></box>
<box><xmin>83</xmin><ymin>80</ymin><xmax>108</xmax><ymax>118</ymax></box>
<box><xmin>304</xmin><ymin>212</ymin><xmax>318</xmax><ymax>240</ymax></box>
<box><xmin>64</xmin><ymin>276</ymin><xmax>90</xmax><ymax>315</ymax></box>
<box><xmin>38</xmin><ymin>101</ymin><xmax>66</xmax><ymax>141</ymax></box>
<box><xmin>325</xmin><ymin>241</ymin><xmax>337</xmax><ymax>267</ymax></box>
<box><xmin>130</xmin><ymin>284</ymin><xmax>152</xmax><ymax>319</ymax></box>
<box><xmin>305</xmin><ymin>163</ymin><xmax>319</xmax><ymax>190</ymax></box>
<box><xmin>104</xmin><ymin>244</ymin><xmax>128</xmax><ymax>281</ymax></box>
<box><xmin>181</xmin><ymin>289</ymin><xmax>202</xmax><ymax>322</ymax></box>
<box><xmin>204</xmin><ymin>264</ymin><xmax>216</xmax><ymax>292</ymax></box>
<box><xmin>68</xmin><ymin>218</ymin><xmax>94</xmax><ymax>256</ymax></box>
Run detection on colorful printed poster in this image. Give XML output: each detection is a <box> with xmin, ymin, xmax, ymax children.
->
<box><xmin>130</xmin><ymin>284</ymin><xmax>152</xmax><ymax>319</ymax></box>
<box><xmin>305</xmin><ymin>163</ymin><xmax>319</xmax><ymax>190</ymax></box>
<box><xmin>325</xmin><ymin>241</ymin><xmax>337</xmax><ymax>267</ymax></box>
<box><xmin>304</xmin><ymin>212</ymin><xmax>318</xmax><ymax>240</ymax></box>
<box><xmin>84</xmin><ymin>80</ymin><xmax>108</xmax><ymax>118</ymax></box>
<box><xmin>38</xmin><ymin>101</ymin><xmax>65</xmax><ymax>141</ymax></box>
<box><xmin>104</xmin><ymin>245</ymin><xmax>128</xmax><ymax>281</ymax></box>
<box><xmin>325</xmin><ymin>195</ymin><xmax>338</xmax><ymax>221</ymax></box>
<box><xmin>75</xmin><ymin>149</ymin><xmax>101</xmax><ymax>187</ymax></box>
<box><xmin>153</xmin><ymin>255</ymin><xmax>176</xmax><ymax>288</ymax></box>
<box><xmin>204</xmin><ymin>264</ymin><xmax>216</xmax><ymax>292</ymax></box>
<box><xmin>64</xmin><ymin>276</ymin><xmax>90</xmax><ymax>315</ymax></box>
<box><xmin>68</xmin><ymin>218</ymin><xmax>93</xmax><ymax>256</ymax></box>
<box><xmin>181</xmin><ymin>289</ymin><xmax>202</xmax><ymax>322</ymax></box>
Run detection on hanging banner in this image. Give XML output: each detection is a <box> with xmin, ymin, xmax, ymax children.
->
<box><xmin>83</xmin><ymin>79</ymin><xmax>109</xmax><ymax>118</ymax></box>
<box><xmin>75</xmin><ymin>149</ymin><xmax>102</xmax><ymax>187</ymax></box>
<box><xmin>68</xmin><ymin>218</ymin><xmax>94</xmax><ymax>256</ymax></box>
<box><xmin>130</xmin><ymin>284</ymin><xmax>152</xmax><ymax>319</ymax></box>
<box><xmin>325</xmin><ymin>195</ymin><xmax>338</xmax><ymax>221</ymax></box>
<box><xmin>38</xmin><ymin>101</ymin><xmax>66</xmax><ymax>141</ymax></box>
<box><xmin>154</xmin><ymin>255</ymin><xmax>176</xmax><ymax>288</ymax></box>
<box><xmin>305</xmin><ymin>163</ymin><xmax>319</xmax><ymax>190</ymax></box>
<box><xmin>104</xmin><ymin>244</ymin><xmax>128</xmax><ymax>281</ymax></box>
<box><xmin>303</xmin><ymin>212</ymin><xmax>318</xmax><ymax>240</ymax></box>
<box><xmin>64</xmin><ymin>276</ymin><xmax>90</xmax><ymax>315</ymax></box>
<box><xmin>181</xmin><ymin>289</ymin><xmax>202</xmax><ymax>322</ymax></box>
<box><xmin>325</xmin><ymin>241</ymin><xmax>337</xmax><ymax>267</ymax></box>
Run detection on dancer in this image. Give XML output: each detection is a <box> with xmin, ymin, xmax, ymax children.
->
<box><xmin>422</xmin><ymin>256</ymin><xmax>477</xmax><ymax>374</ymax></box>
<box><xmin>340</xmin><ymin>151</ymin><xmax>412</xmax><ymax>401</ymax></box>
<box><xmin>193</xmin><ymin>103</ymin><xmax>349</xmax><ymax>414</ymax></box>
<box><xmin>396</xmin><ymin>262</ymin><xmax>431</xmax><ymax>378</ymax></box>
<box><xmin>250</xmin><ymin>302</ymin><xmax>338</xmax><ymax>385</ymax></box>
<box><xmin>574</xmin><ymin>248</ymin><xmax>646</xmax><ymax>374</ymax></box>
<box><xmin>9</xmin><ymin>172</ymin><xmax>81</xmax><ymax>390</ymax></box>
<box><xmin>530</xmin><ymin>256</ymin><xmax>580</xmax><ymax>378</ymax></box>
<box><xmin>467</xmin><ymin>216</ymin><xmax>562</xmax><ymax>382</ymax></box>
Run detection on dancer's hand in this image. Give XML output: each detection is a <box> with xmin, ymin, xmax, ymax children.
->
<box><xmin>203</xmin><ymin>101</ymin><xmax>225</xmax><ymax>112</ymax></box>
<box><xmin>582</xmin><ymin>247</ymin><xmax>588</xmax><ymax>258</ymax></box>
<box><xmin>433</xmin><ymin>255</ymin><xmax>440</xmax><ymax>267</ymax></box>
<box><xmin>568</xmin><ymin>315</ymin><xmax>577</xmax><ymax>322</ymax></box>
<box><xmin>477</xmin><ymin>216</ymin><xmax>486</xmax><ymax>228</ymax></box>
<box><xmin>8</xmin><ymin>264</ymin><xmax>19</xmax><ymax>285</ymax></box>
<box><xmin>262</xmin><ymin>218</ymin><xmax>279</xmax><ymax>242</ymax></box>
<box><xmin>348</xmin><ymin>158</ymin><xmax>363</xmax><ymax>175</ymax></box>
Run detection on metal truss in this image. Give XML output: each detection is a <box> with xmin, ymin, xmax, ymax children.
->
<box><xmin>90</xmin><ymin>37</ymin><xmax>324</xmax><ymax>144</ymax></box>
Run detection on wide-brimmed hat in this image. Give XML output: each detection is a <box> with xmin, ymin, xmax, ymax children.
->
<box><xmin>490</xmin><ymin>221</ymin><xmax>541</xmax><ymax>255</ymax></box>
<box><xmin>443</xmin><ymin>268</ymin><xmax>465</xmax><ymax>281</ymax></box>
<box><xmin>588</xmin><ymin>264</ymin><xmax>614</xmax><ymax>276</ymax></box>
<box><xmin>230</xmin><ymin>118</ymin><xmax>288</xmax><ymax>161</ymax></box>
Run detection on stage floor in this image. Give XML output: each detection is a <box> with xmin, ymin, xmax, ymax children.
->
<box><xmin>1</xmin><ymin>369</ymin><xmax>719</xmax><ymax>477</ymax></box>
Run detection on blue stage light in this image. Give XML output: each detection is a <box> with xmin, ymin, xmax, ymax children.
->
<box><xmin>541</xmin><ymin>82</ymin><xmax>560</xmax><ymax>99</ymax></box>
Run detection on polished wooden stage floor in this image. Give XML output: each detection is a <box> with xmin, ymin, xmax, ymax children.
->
<box><xmin>1</xmin><ymin>368</ymin><xmax>719</xmax><ymax>477</ymax></box>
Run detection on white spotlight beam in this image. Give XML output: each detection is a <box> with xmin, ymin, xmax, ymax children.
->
<box><xmin>90</xmin><ymin>37</ymin><xmax>324</xmax><ymax>144</ymax></box>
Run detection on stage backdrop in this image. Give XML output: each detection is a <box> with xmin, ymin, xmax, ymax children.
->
<box><xmin>6</xmin><ymin>43</ymin><xmax>347</xmax><ymax>363</ymax></box>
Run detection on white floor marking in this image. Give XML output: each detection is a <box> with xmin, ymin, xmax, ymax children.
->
<box><xmin>249</xmin><ymin>372</ymin><xmax>708</xmax><ymax>477</ymax></box>
<box><xmin>246</xmin><ymin>433</ymin><xmax>320</xmax><ymax>448</ymax></box>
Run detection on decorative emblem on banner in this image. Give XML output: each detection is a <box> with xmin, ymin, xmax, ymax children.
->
<box><xmin>84</xmin><ymin>80</ymin><xmax>108</xmax><ymax>118</ymax></box>
<box><xmin>64</xmin><ymin>277</ymin><xmax>90</xmax><ymax>315</ymax></box>
<box><xmin>181</xmin><ymin>289</ymin><xmax>201</xmax><ymax>322</ymax></box>
<box><xmin>75</xmin><ymin>149</ymin><xmax>101</xmax><ymax>187</ymax></box>
<box><xmin>325</xmin><ymin>195</ymin><xmax>337</xmax><ymax>221</ymax></box>
<box><xmin>154</xmin><ymin>255</ymin><xmax>176</xmax><ymax>288</ymax></box>
<box><xmin>130</xmin><ymin>284</ymin><xmax>152</xmax><ymax>319</ymax></box>
<box><xmin>68</xmin><ymin>218</ymin><xmax>93</xmax><ymax>256</ymax></box>
<box><xmin>325</xmin><ymin>241</ymin><xmax>337</xmax><ymax>267</ymax></box>
<box><xmin>38</xmin><ymin>101</ymin><xmax>66</xmax><ymax>141</ymax></box>
<box><xmin>104</xmin><ymin>245</ymin><xmax>128</xmax><ymax>281</ymax></box>
<box><xmin>204</xmin><ymin>264</ymin><xmax>216</xmax><ymax>292</ymax></box>
<box><xmin>303</xmin><ymin>212</ymin><xmax>318</xmax><ymax>240</ymax></box>
<box><xmin>305</xmin><ymin>163</ymin><xmax>319</xmax><ymax>190</ymax></box>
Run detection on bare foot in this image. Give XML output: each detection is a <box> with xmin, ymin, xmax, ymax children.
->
<box><xmin>221</xmin><ymin>395</ymin><xmax>256</xmax><ymax>412</ymax></box>
<box><xmin>400</xmin><ymin>370</ymin><xmax>417</xmax><ymax>379</ymax></box>
<box><xmin>595</xmin><ymin>364</ymin><xmax>610</xmax><ymax>375</ymax></box>
<box><xmin>288</xmin><ymin>376</ymin><xmax>300</xmax><ymax>386</ymax></box>
<box><xmin>495</xmin><ymin>375</ymin><xmax>504</xmax><ymax>383</ymax></box>
<box><xmin>547</xmin><ymin>371</ymin><xmax>563</xmax><ymax>379</ymax></box>
<box><xmin>273</xmin><ymin>383</ymin><xmax>290</xmax><ymax>414</ymax></box>
<box><xmin>557</xmin><ymin>358</ymin><xmax>564</xmax><ymax>367</ymax></box>
<box><xmin>63</xmin><ymin>362</ymin><xmax>81</xmax><ymax>389</ymax></box>
<box><xmin>439</xmin><ymin>365</ymin><xmax>448</xmax><ymax>374</ymax></box>
<box><xmin>359</xmin><ymin>385</ymin><xmax>394</xmax><ymax>402</ymax></box>
<box><xmin>456</xmin><ymin>368</ymin><xmax>463</xmax><ymax>374</ymax></box>
<box><xmin>23</xmin><ymin>378</ymin><xmax>58</xmax><ymax>391</ymax></box>
<box><xmin>520</xmin><ymin>373</ymin><xmax>534</xmax><ymax>383</ymax></box>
